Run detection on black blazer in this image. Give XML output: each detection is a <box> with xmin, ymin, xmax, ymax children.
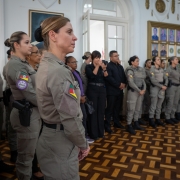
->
<box><xmin>105</xmin><ymin>61</ymin><xmax>127</xmax><ymax>95</ymax></box>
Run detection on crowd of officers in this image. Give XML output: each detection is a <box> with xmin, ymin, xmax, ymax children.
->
<box><xmin>0</xmin><ymin>15</ymin><xmax>180</xmax><ymax>180</ymax></box>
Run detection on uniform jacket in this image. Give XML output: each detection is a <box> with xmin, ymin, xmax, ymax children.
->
<box><xmin>166</xmin><ymin>65</ymin><xmax>180</xmax><ymax>84</ymax></box>
<box><xmin>125</xmin><ymin>66</ymin><xmax>146</xmax><ymax>93</ymax></box>
<box><xmin>105</xmin><ymin>61</ymin><xmax>127</xmax><ymax>96</ymax></box>
<box><xmin>6</xmin><ymin>55</ymin><xmax>37</xmax><ymax>105</ymax></box>
<box><xmin>149</xmin><ymin>66</ymin><xmax>168</xmax><ymax>88</ymax></box>
<box><xmin>80</xmin><ymin>62</ymin><xmax>88</xmax><ymax>93</ymax></box>
<box><xmin>36</xmin><ymin>52</ymin><xmax>88</xmax><ymax>150</ymax></box>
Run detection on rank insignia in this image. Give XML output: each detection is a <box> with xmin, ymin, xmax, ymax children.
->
<box><xmin>69</xmin><ymin>84</ymin><xmax>77</xmax><ymax>99</ymax></box>
<box><xmin>166</xmin><ymin>73</ymin><xmax>169</xmax><ymax>76</ymax></box>
<box><xmin>19</xmin><ymin>72</ymin><xmax>29</xmax><ymax>81</ymax></box>
<box><xmin>129</xmin><ymin>75</ymin><xmax>133</xmax><ymax>78</ymax></box>
<box><xmin>151</xmin><ymin>72</ymin><xmax>154</xmax><ymax>76</ymax></box>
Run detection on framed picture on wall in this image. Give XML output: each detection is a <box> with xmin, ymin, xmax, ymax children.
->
<box><xmin>168</xmin><ymin>45</ymin><xmax>175</xmax><ymax>56</ymax></box>
<box><xmin>151</xmin><ymin>43</ymin><xmax>158</xmax><ymax>56</ymax></box>
<box><xmin>152</xmin><ymin>27</ymin><xmax>159</xmax><ymax>41</ymax></box>
<box><xmin>160</xmin><ymin>44</ymin><xmax>167</xmax><ymax>57</ymax></box>
<box><xmin>177</xmin><ymin>46</ymin><xmax>180</xmax><ymax>57</ymax></box>
<box><xmin>29</xmin><ymin>10</ymin><xmax>64</xmax><ymax>43</ymax></box>
<box><xmin>168</xmin><ymin>29</ymin><xmax>175</xmax><ymax>42</ymax></box>
<box><xmin>160</xmin><ymin>28</ymin><xmax>167</xmax><ymax>41</ymax></box>
<box><xmin>148</xmin><ymin>21</ymin><xmax>180</xmax><ymax>60</ymax></box>
<box><xmin>177</xmin><ymin>30</ymin><xmax>180</xmax><ymax>43</ymax></box>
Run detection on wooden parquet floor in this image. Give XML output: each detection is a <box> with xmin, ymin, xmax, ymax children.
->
<box><xmin>1</xmin><ymin>122</ymin><xmax>180</xmax><ymax>180</ymax></box>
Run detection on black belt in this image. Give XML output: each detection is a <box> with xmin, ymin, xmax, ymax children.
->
<box><xmin>43</xmin><ymin>121</ymin><xmax>64</xmax><ymax>130</ymax></box>
<box><xmin>16</xmin><ymin>100</ymin><xmax>36</xmax><ymax>108</ymax></box>
<box><xmin>172</xmin><ymin>82</ymin><xmax>180</xmax><ymax>86</ymax></box>
<box><xmin>138</xmin><ymin>86</ymin><xmax>143</xmax><ymax>90</ymax></box>
<box><xmin>159</xmin><ymin>82</ymin><xmax>164</xmax><ymax>85</ymax></box>
<box><xmin>89</xmin><ymin>83</ymin><xmax>104</xmax><ymax>87</ymax></box>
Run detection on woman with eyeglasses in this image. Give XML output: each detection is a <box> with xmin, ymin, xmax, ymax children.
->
<box><xmin>26</xmin><ymin>45</ymin><xmax>41</xmax><ymax>71</ymax></box>
<box><xmin>26</xmin><ymin>45</ymin><xmax>44</xmax><ymax>179</ymax></box>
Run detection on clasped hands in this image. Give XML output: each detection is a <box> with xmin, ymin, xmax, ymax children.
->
<box><xmin>78</xmin><ymin>146</ymin><xmax>90</xmax><ymax>161</ymax></box>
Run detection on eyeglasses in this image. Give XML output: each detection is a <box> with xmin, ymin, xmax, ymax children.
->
<box><xmin>31</xmin><ymin>51</ymin><xmax>41</xmax><ymax>55</ymax></box>
<box><xmin>70</xmin><ymin>61</ymin><xmax>78</xmax><ymax>64</ymax></box>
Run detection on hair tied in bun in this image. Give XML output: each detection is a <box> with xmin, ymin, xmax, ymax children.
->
<box><xmin>4</xmin><ymin>38</ymin><xmax>11</xmax><ymax>47</ymax></box>
<box><xmin>34</xmin><ymin>26</ymin><xmax>43</xmax><ymax>42</ymax></box>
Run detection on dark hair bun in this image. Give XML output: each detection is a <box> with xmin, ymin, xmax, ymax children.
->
<box><xmin>82</xmin><ymin>55</ymin><xmax>88</xmax><ymax>60</ymax></box>
<box><xmin>128</xmin><ymin>55</ymin><xmax>138</xmax><ymax>65</ymax></box>
<box><xmin>7</xmin><ymin>49</ymin><xmax>11</xmax><ymax>55</ymax></box>
<box><xmin>4</xmin><ymin>39</ymin><xmax>11</xmax><ymax>47</ymax></box>
<box><xmin>34</xmin><ymin>27</ymin><xmax>43</xmax><ymax>42</ymax></box>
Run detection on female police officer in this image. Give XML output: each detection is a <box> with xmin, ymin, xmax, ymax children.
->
<box><xmin>165</xmin><ymin>56</ymin><xmax>180</xmax><ymax>124</ymax></box>
<box><xmin>125</xmin><ymin>56</ymin><xmax>146</xmax><ymax>135</ymax></box>
<box><xmin>34</xmin><ymin>16</ymin><xmax>90</xmax><ymax>180</ymax></box>
<box><xmin>148</xmin><ymin>56</ymin><xmax>168</xmax><ymax>127</ymax></box>
<box><xmin>5</xmin><ymin>32</ymin><xmax>41</xmax><ymax>180</ymax></box>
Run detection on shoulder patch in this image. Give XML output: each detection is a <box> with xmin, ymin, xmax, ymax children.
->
<box><xmin>129</xmin><ymin>75</ymin><xmax>133</xmax><ymax>78</ymax></box>
<box><xmin>16</xmin><ymin>80</ymin><xmax>28</xmax><ymax>90</ymax></box>
<box><xmin>69</xmin><ymin>84</ymin><xmax>77</xmax><ymax>99</ymax></box>
<box><xmin>166</xmin><ymin>73</ymin><xmax>169</xmax><ymax>76</ymax></box>
<box><xmin>19</xmin><ymin>71</ymin><xmax>29</xmax><ymax>81</ymax></box>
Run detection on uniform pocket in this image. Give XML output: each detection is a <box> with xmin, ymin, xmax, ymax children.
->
<box><xmin>127</xmin><ymin>101</ymin><xmax>135</xmax><ymax>111</ymax></box>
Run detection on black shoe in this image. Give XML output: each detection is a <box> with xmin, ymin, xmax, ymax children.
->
<box><xmin>134</xmin><ymin>121</ymin><xmax>145</xmax><ymax>130</ymax></box>
<box><xmin>171</xmin><ymin>118</ymin><xmax>179</xmax><ymax>124</ymax></box>
<box><xmin>156</xmin><ymin>119</ymin><xmax>165</xmax><ymax>126</ymax></box>
<box><xmin>175</xmin><ymin>113</ymin><xmax>180</xmax><ymax>120</ymax></box>
<box><xmin>149</xmin><ymin>118</ymin><xmax>157</xmax><ymax>128</ymax></box>
<box><xmin>138</xmin><ymin>118</ymin><xmax>147</xmax><ymax>125</ymax></box>
<box><xmin>105</xmin><ymin>128</ymin><xmax>113</xmax><ymax>134</ymax></box>
<box><xmin>0</xmin><ymin>160</ymin><xmax>15</xmax><ymax>173</ymax></box>
<box><xmin>160</xmin><ymin>113</ymin><xmax>165</xmax><ymax>119</ymax></box>
<box><xmin>114</xmin><ymin>123</ymin><xmax>125</xmax><ymax>129</ymax></box>
<box><xmin>127</xmin><ymin>124</ymin><xmax>136</xmax><ymax>135</ymax></box>
<box><xmin>10</xmin><ymin>150</ymin><xmax>17</xmax><ymax>163</ymax></box>
<box><xmin>0</xmin><ymin>134</ymin><xmax>5</xmax><ymax>140</ymax></box>
<box><xmin>165</xmin><ymin>119</ymin><xmax>174</xmax><ymax>125</ymax></box>
<box><xmin>143</xmin><ymin>114</ymin><xmax>149</xmax><ymax>121</ymax></box>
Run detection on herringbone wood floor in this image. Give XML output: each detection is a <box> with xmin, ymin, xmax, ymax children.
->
<box><xmin>1</xmin><ymin>122</ymin><xmax>180</xmax><ymax>180</ymax></box>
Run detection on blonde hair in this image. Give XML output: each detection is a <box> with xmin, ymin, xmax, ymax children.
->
<box><xmin>41</xmin><ymin>16</ymin><xmax>70</xmax><ymax>50</ymax></box>
<box><xmin>82</xmin><ymin>52</ymin><xmax>91</xmax><ymax>60</ymax></box>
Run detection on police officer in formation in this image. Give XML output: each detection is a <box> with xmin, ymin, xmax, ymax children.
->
<box><xmin>35</xmin><ymin>16</ymin><xmax>89</xmax><ymax>180</ymax></box>
<box><xmin>125</xmin><ymin>56</ymin><xmax>146</xmax><ymax>135</ymax></box>
<box><xmin>2</xmin><ymin>46</ymin><xmax>17</xmax><ymax>163</ymax></box>
<box><xmin>5</xmin><ymin>31</ymin><xmax>42</xmax><ymax>180</ymax></box>
<box><xmin>148</xmin><ymin>56</ymin><xmax>168</xmax><ymax>127</ymax></box>
<box><xmin>165</xmin><ymin>56</ymin><xmax>180</xmax><ymax>124</ymax></box>
<box><xmin>143</xmin><ymin>59</ymin><xmax>152</xmax><ymax>119</ymax></box>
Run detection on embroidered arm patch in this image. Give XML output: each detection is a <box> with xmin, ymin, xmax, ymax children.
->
<box><xmin>19</xmin><ymin>71</ymin><xmax>29</xmax><ymax>81</ymax></box>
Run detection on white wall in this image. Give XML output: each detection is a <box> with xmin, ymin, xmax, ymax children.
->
<box><xmin>2</xmin><ymin>0</ymin><xmax>180</xmax><ymax>70</ymax></box>
<box><xmin>2</xmin><ymin>0</ymin><xmax>84</xmax><ymax>70</ymax></box>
